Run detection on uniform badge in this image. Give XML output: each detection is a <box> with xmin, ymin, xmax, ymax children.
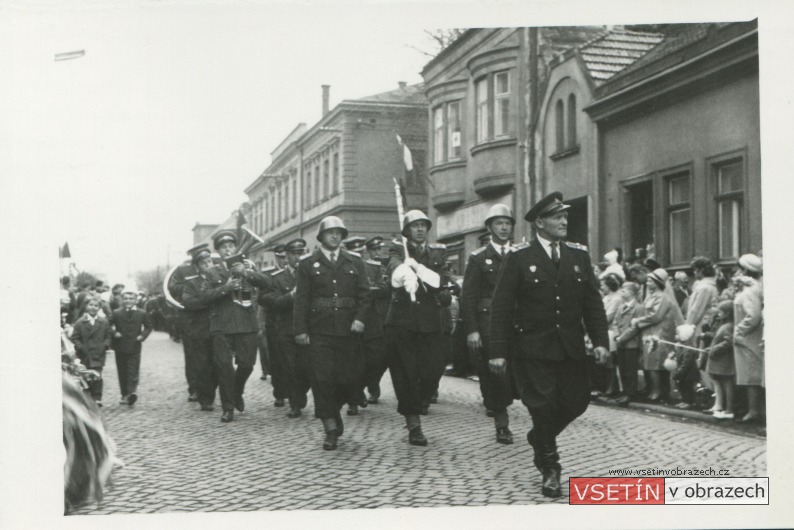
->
<box><xmin>529</xmin><ymin>265</ymin><xmax>537</xmax><ymax>273</ymax></box>
<box><xmin>313</xmin><ymin>262</ymin><xmax>320</xmax><ymax>268</ymax></box>
<box><xmin>485</xmin><ymin>258</ymin><xmax>492</xmax><ymax>265</ymax></box>
<box><xmin>574</xmin><ymin>265</ymin><xmax>581</xmax><ymax>273</ymax></box>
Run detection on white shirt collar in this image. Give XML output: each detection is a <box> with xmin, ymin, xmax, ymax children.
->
<box><xmin>535</xmin><ymin>233</ymin><xmax>560</xmax><ymax>259</ymax></box>
<box><xmin>86</xmin><ymin>314</ymin><xmax>97</xmax><ymax>325</ymax></box>
<box><xmin>490</xmin><ymin>240</ymin><xmax>511</xmax><ymax>256</ymax></box>
<box><xmin>320</xmin><ymin>246</ymin><xmax>339</xmax><ymax>262</ymax></box>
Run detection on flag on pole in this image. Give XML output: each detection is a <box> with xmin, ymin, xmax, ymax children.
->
<box><xmin>60</xmin><ymin>242</ymin><xmax>71</xmax><ymax>259</ymax></box>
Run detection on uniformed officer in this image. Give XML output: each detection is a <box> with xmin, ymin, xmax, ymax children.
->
<box><xmin>341</xmin><ymin>236</ymin><xmax>370</xmax><ymax>416</ymax></box>
<box><xmin>489</xmin><ymin>192</ymin><xmax>609</xmax><ymax>497</ymax></box>
<box><xmin>179</xmin><ymin>245</ymin><xmax>219</xmax><ymax>411</ymax></box>
<box><xmin>261</xmin><ymin>238</ymin><xmax>312</xmax><ymax>419</ymax></box>
<box><xmin>293</xmin><ymin>217</ymin><xmax>371</xmax><ymax>450</ymax></box>
<box><xmin>386</xmin><ymin>210</ymin><xmax>451</xmax><ymax>446</ymax></box>
<box><xmin>362</xmin><ymin>236</ymin><xmax>391</xmax><ymax>405</ymax></box>
<box><xmin>461</xmin><ymin>203</ymin><xmax>519</xmax><ymax>445</ymax></box>
<box><xmin>259</xmin><ymin>244</ymin><xmax>289</xmax><ymax>406</ymax></box>
<box><xmin>198</xmin><ymin>230</ymin><xmax>274</xmax><ymax>423</ymax></box>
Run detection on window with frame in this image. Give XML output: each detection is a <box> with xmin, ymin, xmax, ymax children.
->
<box><xmin>283</xmin><ymin>181</ymin><xmax>289</xmax><ymax>222</ymax></box>
<box><xmin>555</xmin><ymin>99</ymin><xmax>565</xmax><ymax>153</ymax></box>
<box><xmin>475</xmin><ymin>77</ymin><xmax>489</xmax><ymax>143</ymax></box>
<box><xmin>494</xmin><ymin>71</ymin><xmax>510</xmax><ymax>137</ymax></box>
<box><xmin>276</xmin><ymin>187</ymin><xmax>282</xmax><ymax>225</ymax></box>
<box><xmin>314</xmin><ymin>162</ymin><xmax>321</xmax><ymax>205</ymax></box>
<box><xmin>567</xmin><ymin>94</ymin><xmax>577</xmax><ymax>147</ymax></box>
<box><xmin>270</xmin><ymin>192</ymin><xmax>275</xmax><ymax>230</ymax></box>
<box><xmin>305</xmin><ymin>166</ymin><xmax>312</xmax><ymax>210</ymax></box>
<box><xmin>323</xmin><ymin>158</ymin><xmax>330</xmax><ymax>200</ymax></box>
<box><xmin>447</xmin><ymin>101</ymin><xmax>461</xmax><ymax>159</ymax></box>
<box><xmin>433</xmin><ymin>106</ymin><xmax>445</xmax><ymax>164</ymax></box>
<box><xmin>714</xmin><ymin>159</ymin><xmax>744</xmax><ymax>259</ymax></box>
<box><xmin>263</xmin><ymin>193</ymin><xmax>270</xmax><ymax>231</ymax></box>
<box><xmin>332</xmin><ymin>152</ymin><xmax>339</xmax><ymax>195</ymax></box>
<box><xmin>666</xmin><ymin>173</ymin><xmax>692</xmax><ymax>264</ymax></box>
<box><xmin>291</xmin><ymin>174</ymin><xmax>297</xmax><ymax>214</ymax></box>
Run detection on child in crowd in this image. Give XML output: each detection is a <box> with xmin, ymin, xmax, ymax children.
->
<box><xmin>707</xmin><ymin>301</ymin><xmax>737</xmax><ymax>419</ymax></box>
<box><xmin>70</xmin><ymin>298</ymin><xmax>113</xmax><ymax>406</ymax></box>
<box><xmin>671</xmin><ymin>327</ymin><xmax>700</xmax><ymax>410</ymax></box>
<box><xmin>612</xmin><ymin>282</ymin><xmax>644</xmax><ymax>406</ymax></box>
<box><xmin>111</xmin><ymin>289</ymin><xmax>153</xmax><ymax>406</ymax></box>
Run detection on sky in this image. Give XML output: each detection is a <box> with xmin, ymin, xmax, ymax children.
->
<box><xmin>3</xmin><ymin>1</ymin><xmax>453</xmax><ymax>283</ymax></box>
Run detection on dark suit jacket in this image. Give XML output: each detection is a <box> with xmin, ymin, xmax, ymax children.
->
<box><xmin>111</xmin><ymin>307</ymin><xmax>153</xmax><ymax>355</ymax></box>
<box><xmin>260</xmin><ymin>267</ymin><xmax>298</xmax><ymax>336</ymax></box>
<box><xmin>363</xmin><ymin>259</ymin><xmax>390</xmax><ymax>340</ymax></box>
<box><xmin>199</xmin><ymin>264</ymin><xmax>273</xmax><ymax>335</ymax></box>
<box><xmin>489</xmin><ymin>239</ymin><xmax>608</xmax><ymax>361</ymax></box>
<box><xmin>461</xmin><ymin>243</ymin><xmax>508</xmax><ymax>338</ymax></box>
<box><xmin>71</xmin><ymin>316</ymin><xmax>112</xmax><ymax>368</ymax></box>
<box><xmin>385</xmin><ymin>242</ymin><xmax>451</xmax><ymax>333</ymax></box>
<box><xmin>293</xmin><ymin>248</ymin><xmax>371</xmax><ymax>337</ymax></box>
<box><xmin>179</xmin><ymin>272</ymin><xmax>212</xmax><ymax>340</ymax></box>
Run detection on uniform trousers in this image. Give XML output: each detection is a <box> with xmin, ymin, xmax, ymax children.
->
<box><xmin>212</xmin><ymin>333</ymin><xmax>258</xmax><ymax>412</ymax></box>
<box><xmin>182</xmin><ymin>338</ymin><xmax>201</xmax><ymax>396</ymax></box>
<box><xmin>386</xmin><ymin>326</ymin><xmax>446</xmax><ymax>416</ymax></box>
<box><xmin>184</xmin><ymin>336</ymin><xmax>217</xmax><ymax>406</ymax></box>
<box><xmin>308</xmin><ymin>334</ymin><xmax>364</xmax><ymax>419</ymax></box>
<box><xmin>115</xmin><ymin>349</ymin><xmax>141</xmax><ymax>397</ymax></box>
<box><xmin>258</xmin><ymin>331</ymin><xmax>270</xmax><ymax>376</ymax></box>
<box><xmin>476</xmin><ymin>337</ymin><xmax>518</xmax><ymax>416</ymax></box>
<box><xmin>277</xmin><ymin>333</ymin><xmax>311</xmax><ymax>410</ymax></box>
<box><xmin>513</xmin><ymin>355</ymin><xmax>590</xmax><ymax>459</ymax></box>
<box><xmin>267</xmin><ymin>326</ymin><xmax>288</xmax><ymax>401</ymax></box>
<box><xmin>364</xmin><ymin>337</ymin><xmax>389</xmax><ymax>399</ymax></box>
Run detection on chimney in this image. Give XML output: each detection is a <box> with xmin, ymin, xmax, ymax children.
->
<box><xmin>322</xmin><ymin>85</ymin><xmax>330</xmax><ymax>117</ymax></box>
<box><xmin>398</xmin><ymin>81</ymin><xmax>407</xmax><ymax>90</ymax></box>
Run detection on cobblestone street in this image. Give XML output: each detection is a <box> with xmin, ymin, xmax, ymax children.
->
<box><xmin>71</xmin><ymin>332</ymin><xmax>766</xmax><ymax>515</ymax></box>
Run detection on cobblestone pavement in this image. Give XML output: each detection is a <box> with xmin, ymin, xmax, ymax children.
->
<box><xmin>71</xmin><ymin>332</ymin><xmax>766</xmax><ymax>514</ymax></box>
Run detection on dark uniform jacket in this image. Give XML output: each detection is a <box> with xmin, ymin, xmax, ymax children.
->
<box><xmin>490</xmin><ymin>239</ymin><xmax>608</xmax><ymax>361</ymax></box>
<box><xmin>111</xmin><ymin>307</ymin><xmax>153</xmax><ymax>355</ymax></box>
<box><xmin>260</xmin><ymin>266</ymin><xmax>298</xmax><ymax>336</ymax></box>
<box><xmin>199</xmin><ymin>264</ymin><xmax>273</xmax><ymax>335</ymax></box>
<box><xmin>461</xmin><ymin>243</ymin><xmax>508</xmax><ymax>338</ymax></box>
<box><xmin>385</xmin><ymin>242</ymin><xmax>451</xmax><ymax>333</ymax></box>
<box><xmin>363</xmin><ymin>258</ymin><xmax>390</xmax><ymax>340</ymax></box>
<box><xmin>293</xmin><ymin>248</ymin><xmax>371</xmax><ymax>337</ymax></box>
<box><xmin>180</xmin><ymin>271</ymin><xmax>212</xmax><ymax>340</ymax></box>
<box><xmin>71</xmin><ymin>316</ymin><xmax>112</xmax><ymax>368</ymax></box>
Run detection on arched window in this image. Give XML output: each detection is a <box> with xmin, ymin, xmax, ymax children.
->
<box><xmin>567</xmin><ymin>94</ymin><xmax>577</xmax><ymax>147</ymax></box>
<box><xmin>555</xmin><ymin>99</ymin><xmax>565</xmax><ymax>152</ymax></box>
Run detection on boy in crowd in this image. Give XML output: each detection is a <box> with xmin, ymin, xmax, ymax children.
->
<box><xmin>71</xmin><ymin>297</ymin><xmax>113</xmax><ymax>406</ymax></box>
<box><xmin>111</xmin><ymin>288</ymin><xmax>153</xmax><ymax>405</ymax></box>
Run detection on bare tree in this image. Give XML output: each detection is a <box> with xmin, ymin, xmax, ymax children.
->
<box><xmin>408</xmin><ymin>29</ymin><xmax>468</xmax><ymax>58</ymax></box>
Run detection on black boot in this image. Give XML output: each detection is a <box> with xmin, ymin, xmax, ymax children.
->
<box><xmin>541</xmin><ymin>467</ymin><xmax>562</xmax><ymax>498</ymax></box>
<box><xmin>496</xmin><ymin>427</ymin><xmax>514</xmax><ymax>445</ymax></box>
<box><xmin>323</xmin><ymin>430</ymin><xmax>339</xmax><ymax>451</ymax></box>
<box><xmin>408</xmin><ymin>426</ymin><xmax>428</xmax><ymax>446</ymax></box>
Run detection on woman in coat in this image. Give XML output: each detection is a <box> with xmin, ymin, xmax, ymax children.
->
<box><xmin>632</xmin><ymin>268</ymin><xmax>678</xmax><ymax>402</ymax></box>
<box><xmin>733</xmin><ymin>254</ymin><xmax>764</xmax><ymax>422</ymax></box>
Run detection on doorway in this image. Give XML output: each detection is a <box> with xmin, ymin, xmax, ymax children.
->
<box><xmin>565</xmin><ymin>196</ymin><xmax>589</xmax><ymax>247</ymax></box>
<box><xmin>624</xmin><ymin>180</ymin><xmax>655</xmax><ymax>262</ymax></box>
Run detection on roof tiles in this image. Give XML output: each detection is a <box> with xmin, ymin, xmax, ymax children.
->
<box><xmin>578</xmin><ymin>30</ymin><xmax>664</xmax><ymax>85</ymax></box>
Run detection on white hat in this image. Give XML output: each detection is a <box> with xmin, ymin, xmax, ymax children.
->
<box><xmin>738</xmin><ymin>254</ymin><xmax>762</xmax><ymax>274</ymax></box>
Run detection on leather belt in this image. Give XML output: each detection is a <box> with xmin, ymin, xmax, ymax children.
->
<box><xmin>311</xmin><ymin>297</ymin><xmax>355</xmax><ymax>309</ymax></box>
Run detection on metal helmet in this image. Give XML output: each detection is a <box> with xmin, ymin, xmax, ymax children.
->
<box><xmin>316</xmin><ymin>216</ymin><xmax>349</xmax><ymax>241</ymax></box>
<box><xmin>484</xmin><ymin>203</ymin><xmax>515</xmax><ymax>227</ymax></box>
<box><xmin>401</xmin><ymin>209</ymin><xmax>432</xmax><ymax>237</ymax></box>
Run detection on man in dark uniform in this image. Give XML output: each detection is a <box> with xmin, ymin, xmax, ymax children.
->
<box><xmin>198</xmin><ymin>230</ymin><xmax>274</xmax><ymax>423</ymax></box>
<box><xmin>386</xmin><ymin>210</ymin><xmax>451</xmax><ymax>446</ymax></box>
<box><xmin>294</xmin><ymin>216</ymin><xmax>371</xmax><ymax>450</ymax></box>
<box><xmin>179</xmin><ymin>245</ymin><xmax>219</xmax><ymax>411</ymax></box>
<box><xmin>167</xmin><ymin>243</ymin><xmax>211</xmax><ymax>403</ymax></box>
<box><xmin>341</xmin><ymin>236</ymin><xmax>370</xmax><ymax>416</ymax></box>
<box><xmin>259</xmin><ymin>244</ymin><xmax>289</xmax><ymax>406</ymax></box>
<box><xmin>461</xmin><ymin>203</ymin><xmax>519</xmax><ymax>445</ymax></box>
<box><xmin>261</xmin><ymin>238</ymin><xmax>312</xmax><ymax>419</ymax></box>
<box><xmin>362</xmin><ymin>236</ymin><xmax>391</xmax><ymax>405</ymax></box>
<box><xmin>490</xmin><ymin>192</ymin><xmax>609</xmax><ymax>497</ymax></box>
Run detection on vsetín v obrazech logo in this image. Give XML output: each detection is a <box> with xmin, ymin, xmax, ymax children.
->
<box><xmin>569</xmin><ymin>477</ymin><xmax>769</xmax><ymax>505</ymax></box>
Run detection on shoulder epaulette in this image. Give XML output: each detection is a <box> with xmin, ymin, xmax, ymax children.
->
<box><xmin>429</xmin><ymin>243</ymin><xmax>446</xmax><ymax>250</ymax></box>
<box><xmin>262</xmin><ymin>265</ymin><xmax>276</xmax><ymax>272</ymax></box>
<box><xmin>299</xmin><ymin>253</ymin><xmax>314</xmax><ymax>261</ymax></box>
<box><xmin>511</xmin><ymin>242</ymin><xmax>530</xmax><ymax>253</ymax></box>
<box><xmin>346</xmin><ymin>250</ymin><xmax>361</xmax><ymax>258</ymax></box>
<box><xmin>564</xmin><ymin>241</ymin><xmax>589</xmax><ymax>252</ymax></box>
<box><xmin>470</xmin><ymin>246</ymin><xmax>486</xmax><ymax>256</ymax></box>
<box><xmin>366</xmin><ymin>259</ymin><xmax>382</xmax><ymax>267</ymax></box>
<box><xmin>183</xmin><ymin>274</ymin><xmax>199</xmax><ymax>281</ymax></box>
<box><xmin>270</xmin><ymin>268</ymin><xmax>285</xmax><ymax>276</ymax></box>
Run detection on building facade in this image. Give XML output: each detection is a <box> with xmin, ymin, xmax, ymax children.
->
<box><xmin>242</xmin><ymin>84</ymin><xmax>428</xmax><ymax>269</ymax></box>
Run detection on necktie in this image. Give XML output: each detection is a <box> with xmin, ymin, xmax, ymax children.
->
<box><xmin>330</xmin><ymin>252</ymin><xmax>336</xmax><ymax>265</ymax></box>
<box><xmin>550</xmin><ymin>242</ymin><xmax>560</xmax><ymax>267</ymax></box>
<box><xmin>500</xmin><ymin>246</ymin><xmax>506</xmax><ymax>258</ymax></box>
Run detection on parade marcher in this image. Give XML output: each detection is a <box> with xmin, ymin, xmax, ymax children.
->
<box><xmin>198</xmin><ymin>230</ymin><xmax>274</xmax><ymax>423</ymax></box>
<box><xmin>259</xmin><ymin>244</ymin><xmax>289</xmax><ymax>405</ymax></box>
<box><xmin>361</xmin><ymin>236</ymin><xmax>391</xmax><ymax>405</ymax></box>
<box><xmin>733</xmin><ymin>254</ymin><xmax>764</xmax><ymax>422</ymax></box>
<box><xmin>111</xmin><ymin>287</ymin><xmax>153</xmax><ymax>406</ymax></box>
<box><xmin>385</xmin><ymin>210</ymin><xmax>451</xmax><ymax>446</ymax></box>
<box><xmin>70</xmin><ymin>297</ymin><xmax>113</xmax><ymax>406</ymax></box>
<box><xmin>461</xmin><ymin>203</ymin><xmax>518</xmax><ymax>444</ymax></box>
<box><xmin>293</xmin><ymin>216</ymin><xmax>371</xmax><ymax>450</ymax></box>
<box><xmin>261</xmin><ymin>238</ymin><xmax>312</xmax><ymax>419</ymax></box>
<box><xmin>340</xmin><ymin>236</ymin><xmax>371</xmax><ymax>416</ymax></box>
<box><xmin>175</xmin><ymin>244</ymin><xmax>218</xmax><ymax>411</ymax></box>
<box><xmin>489</xmin><ymin>192</ymin><xmax>609</xmax><ymax>498</ymax></box>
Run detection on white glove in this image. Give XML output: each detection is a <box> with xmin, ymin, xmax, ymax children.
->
<box><xmin>403</xmin><ymin>272</ymin><xmax>419</xmax><ymax>295</ymax></box>
<box><xmin>414</xmin><ymin>264</ymin><xmax>440</xmax><ymax>288</ymax></box>
<box><xmin>391</xmin><ymin>263</ymin><xmax>417</xmax><ymax>288</ymax></box>
<box><xmin>404</xmin><ymin>257</ymin><xmax>419</xmax><ymax>271</ymax></box>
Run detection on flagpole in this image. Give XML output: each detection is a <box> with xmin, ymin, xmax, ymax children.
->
<box><xmin>393</xmin><ymin>178</ymin><xmax>416</xmax><ymax>304</ymax></box>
